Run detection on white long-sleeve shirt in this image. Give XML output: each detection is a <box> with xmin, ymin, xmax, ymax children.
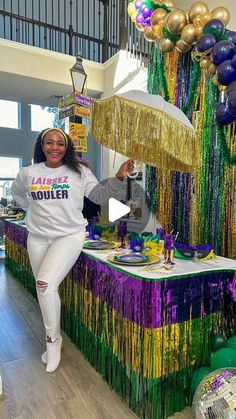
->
<box><xmin>11</xmin><ymin>162</ymin><xmax>123</xmax><ymax>238</ymax></box>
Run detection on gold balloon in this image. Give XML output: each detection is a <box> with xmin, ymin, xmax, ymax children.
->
<box><xmin>131</xmin><ymin>10</ymin><xmax>138</xmax><ymax>23</ymax></box>
<box><xmin>200</xmin><ymin>57</ymin><xmax>211</xmax><ymax>69</ymax></box>
<box><xmin>193</xmin><ymin>15</ymin><xmax>202</xmax><ymax>26</ymax></box>
<box><xmin>164</xmin><ymin>1</ymin><xmax>176</xmax><ymax>9</ymax></box>
<box><xmin>159</xmin><ymin>37</ymin><xmax>175</xmax><ymax>52</ymax></box>
<box><xmin>189</xmin><ymin>2</ymin><xmax>209</xmax><ymax>22</ymax></box>
<box><xmin>151</xmin><ymin>9</ymin><xmax>167</xmax><ymax>26</ymax></box>
<box><xmin>127</xmin><ymin>2</ymin><xmax>136</xmax><ymax>18</ymax></box>
<box><xmin>166</xmin><ymin>9</ymin><xmax>187</xmax><ymax>35</ymax></box>
<box><xmin>208</xmin><ymin>63</ymin><xmax>217</xmax><ymax>76</ymax></box>
<box><xmin>195</xmin><ymin>24</ymin><xmax>204</xmax><ymax>37</ymax></box>
<box><xmin>152</xmin><ymin>23</ymin><xmax>164</xmax><ymax>38</ymax></box>
<box><xmin>135</xmin><ymin>23</ymin><xmax>145</xmax><ymax>32</ymax></box>
<box><xmin>143</xmin><ymin>27</ymin><xmax>157</xmax><ymax>42</ymax></box>
<box><xmin>175</xmin><ymin>39</ymin><xmax>191</xmax><ymax>53</ymax></box>
<box><xmin>200</xmin><ymin>12</ymin><xmax>212</xmax><ymax>26</ymax></box>
<box><xmin>185</xmin><ymin>10</ymin><xmax>190</xmax><ymax>23</ymax></box>
<box><xmin>181</xmin><ymin>23</ymin><xmax>197</xmax><ymax>45</ymax></box>
<box><xmin>153</xmin><ymin>0</ymin><xmax>162</xmax><ymax>4</ymax></box>
<box><xmin>212</xmin><ymin>7</ymin><xmax>230</xmax><ymax>26</ymax></box>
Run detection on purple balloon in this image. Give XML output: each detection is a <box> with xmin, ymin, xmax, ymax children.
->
<box><xmin>135</xmin><ymin>0</ymin><xmax>142</xmax><ymax>10</ymax></box>
<box><xmin>215</xmin><ymin>102</ymin><xmax>235</xmax><ymax>125</ymax></box>
<box><xmin>204</xmin><ymin>19</ymin><xmax>225</xmax><ymax>36</ymax></box>
<box><xmin>226</xmin><ymin>80</ymin><xmax>236</xmax><ymax>98</ymax></box>
<box><xmin>145</xmin><ymin>16</ymin><xmax>151</xmax><ymax>27</ymax></box>
<box><xmin>136</xmin><ymin>13</ymin><xmax>145</xmax><ymax>25</ymax></box>
<box><xmin>217</xmin><ymin>60</ymin><xmax>236</xmax><ymax>86</ymax></box>
<box><xmin>142</xmin><ymin>6</ymin><xmax>151</xmax><ymax>18</ymax></box>
<box><xmin>196</xmin><ymin>34</ymin><xmax>216</xmax><ymax>53</ymax></box>
<box><xmin>226</xmin><ymin>31</ymin><xmax>236</xmax><ymax>47</ymax></box>
<box><xmin>232</xmin><ymin>54</ymin><xmax>236</xmax><ymax>70</ymax></box>
<box><xmin>211</xmin><ymin>41</ymin><xmax>235</xmax><ymax>67</ymax></box>
<box><xmin>226</xmin><ymin>91</ymin><xmax>236</xmax><ymax>117</ymax></box>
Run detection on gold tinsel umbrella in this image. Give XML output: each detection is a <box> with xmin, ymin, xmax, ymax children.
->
<box><xmin>90</xmin><ymin>90</ymin><xmax>200</xmax><ymax>173</ymax></box>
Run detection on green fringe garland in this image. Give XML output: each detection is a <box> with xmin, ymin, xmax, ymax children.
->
<box><xmin>5</xmin><ymin>256</ymin><xmax>37</xmax><ymax>298</ymax></box>
<box><xmin>61</xmin><ymin>304</ymin><xmax>194</xmax><ymax>418</ymax></box>
<box><xmin>182</xmin><ymin>61</ymin><xmax>201</xmax><ymax>116</ymax></box>
<box><xmin>217</xmin><ymin>123</ymin><xmax>236</xmax><ymax>166</ymax></box>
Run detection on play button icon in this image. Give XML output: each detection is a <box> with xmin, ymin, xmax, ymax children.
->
<box><xmin>108</xmin><ymin>198</ymin><xmax>130</xmax><ymax>222</ymax></box>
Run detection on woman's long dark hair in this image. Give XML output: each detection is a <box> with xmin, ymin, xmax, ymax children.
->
<box><xmin>33</xmin><ymin>128</ymin><xmax>90</xmax><ymax>174</ymax></box>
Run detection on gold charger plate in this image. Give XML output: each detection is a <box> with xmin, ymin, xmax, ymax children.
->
<box><xmin>107</xmin><ymin>253</ymin><xmax>161</xmax><ymax>266</ymax></box>
<box><xmin>83</xmin><ymin>240</ymin><xmax>117</xmax><ymax>250</ymax></box>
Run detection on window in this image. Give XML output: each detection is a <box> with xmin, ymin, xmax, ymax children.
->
<box><xmin>0</xmin><ymin>156</ymin><xmax>22</xmax><ymax>202</ymax></box>
<box><xmin>0</xmin><ymin>99</ymin><xmax>19</xmax><ymax>129</ymax></box>
<box><xmin>0</xmin><ymin>156</ymin><xmax>22</xmax><ymax>179</ymax></box>
<box><xmin>31</xmin><ymin>105</ymin><xmax>64</xmax><ymax>132</ymax></box>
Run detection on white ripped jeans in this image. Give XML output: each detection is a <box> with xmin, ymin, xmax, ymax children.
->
<box><xmin>27</xmin><ymin>231</ymin><xmax>85</xmax><ymax>342</ymax></box>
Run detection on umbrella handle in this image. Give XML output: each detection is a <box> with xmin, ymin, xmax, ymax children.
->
<box><xmin>127</xmin><ymin>172</ymin><xmax>139</xmax><ymax>179</ymax></box>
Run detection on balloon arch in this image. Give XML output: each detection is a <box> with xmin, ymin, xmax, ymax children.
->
<box><xmin>126</xmin><ymin>1</ymin><xmax>236</xmax><ymax>259</ymax></box>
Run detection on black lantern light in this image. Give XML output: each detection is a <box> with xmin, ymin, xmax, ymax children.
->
<box><xmin>70</xmin><ymin>55</ymin><xmax>87</xmax><ymax>94</ymax></box>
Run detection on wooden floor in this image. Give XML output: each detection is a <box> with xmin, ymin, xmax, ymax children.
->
<box><xmin>0</xmin><ymin>260</ymin><xmax>192</xmax><ymax>419</ymax></box>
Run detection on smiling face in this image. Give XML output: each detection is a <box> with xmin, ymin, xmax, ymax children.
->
<box><xmin>42</xmin><ymin>130</ymin><xmax>67</xmax><ymax>168</ymax></box>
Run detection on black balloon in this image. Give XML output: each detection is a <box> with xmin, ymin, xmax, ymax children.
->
<box><xmin>226</xmin><ymin>91</ymin><xmax>236</xmax><ymax>117</ymax></box>
<box><xmin>203</xmin><ymin>19</ymin><xmax>225</xmax><ymax>37</ymax></box>
<box><xmin>217</xmin><ymin>60</ymin><xmax>236</xmax><ymax>86</ymax></box>
<box><xmin>226</xmin><ymin>31</ymin><xmax>236</xmax><ymax>46</ymax></box>
<box><xmin>196</xmin><ymin>34</ymin><xmax>216</xmax><ymax>53</ymax></box>
<box><xmin>216</xmin><ymin>102</ymin><xmax>235</xmax><ymax>125</ymax></box>
<box><xmin>211</xmin><ymin>40</ymin><xmax>235</xmax><ymax>67</ymax></box>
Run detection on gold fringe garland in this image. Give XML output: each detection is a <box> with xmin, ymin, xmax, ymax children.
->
<box><xmin>166</xmin><ymin>49</ymin><xmax>180</xmax><ymax>105</ymax></box>
<box><xmin>91</xmin><ymin>96</ymin><xmax>200</xmax><ymax>173</ymax></box>
<box><xmin>191</xmin><ymin>75</ymin><xmax>206</xmax><ymax>245</ymax></box>
<box><xmin>156</xmin><ymin>168</ymin><xmax>172</xmax><ymax>233</ymax></box>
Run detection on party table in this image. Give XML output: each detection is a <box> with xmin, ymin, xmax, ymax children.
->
<box><xmin>4</xmin><ymin>220</ymin><xmax>236</xmax><ymax>419</ymax></box>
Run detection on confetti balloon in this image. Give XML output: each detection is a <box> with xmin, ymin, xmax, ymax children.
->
<box><xmin>192</xmin><ymin>369</ymin><xmax>236</xmax><ymax>419</ymax></box>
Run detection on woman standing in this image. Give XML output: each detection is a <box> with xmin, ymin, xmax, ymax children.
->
<box><xmin>12</xmin><ymin>127</ymin><xmax>134</xmax><ymax>373</ymax></box>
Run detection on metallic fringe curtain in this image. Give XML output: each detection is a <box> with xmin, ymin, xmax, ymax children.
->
<box><xmin>146</xmin><ymin>44</ymin><xmax>236</xmax><ymax>258</ymax></box>
<box><xmin>5</xmin><ymin>222</ymin><xmax>236</xmax><ymax>419</ymax></box>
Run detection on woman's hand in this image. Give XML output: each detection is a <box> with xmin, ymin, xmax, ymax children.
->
<box><xmin>115</xmin><ymin>159</ymin><xmax>134</xmax><ymax>181</ymax></box>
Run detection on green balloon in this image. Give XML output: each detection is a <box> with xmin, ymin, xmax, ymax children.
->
<box><xmin>210</xmin><ymin>334</ymin><xmax>226</xmax><ymax>351</ymax></box>
<box><xmin>227</xmin><ymin>336</ymin><xmax>236</xmax><ymax>350</ymax></box>
<box><xmin>191</xmin><ymin>367</ymin><xmax>211</xmax><ymax>395</ymax></box>
<box><xmin>210</xmin><ymin>347</ymin><xmax>236</xmax><ymax>371</ymax></box>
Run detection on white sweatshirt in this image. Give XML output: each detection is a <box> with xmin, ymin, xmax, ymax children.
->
<box><xmin>11</xmin><ymin>162</ymin><xmax>123</xmax><ymax>238</ymax></box>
